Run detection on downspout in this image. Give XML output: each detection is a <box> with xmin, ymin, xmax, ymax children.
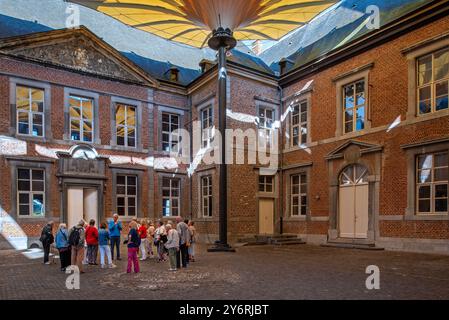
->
<box><xmin>277</xmin><ymin>84</ymin><xmax>284</xmax><ymax>235</ymax></box>
<box><xmin>188</xmin><ymin>95</ymin><xmax>193</xmax><ymax>221</ymax></box>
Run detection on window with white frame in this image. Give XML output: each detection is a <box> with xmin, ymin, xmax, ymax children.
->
<box><xmin>116</xmin><ymin>104</ymin><xmax>136</xmax><ymax>147</ymax></box>
<box><xmin>162</xmin><ymin>177</ymin><xmax>180</xmax><ymax>217</ymax></box>
<box><xmin>201</xmin><ymin>106</ymin><xmax>213</xmax><ymax>148</ymax></box>
<box><xmin>201</xmin><ymin>176</ymin><xmax>213</xmax><ymax>217</ymax></box>
<box><xmin>259</xmin><ymin>175</ymin><xmax>274</xmax><ymax>193</ymax></box>
<box><xmin>69</xmin><ymin>95</ymin><xmax>93</xmax><ymax>142</ymax></box>
<box><xmin>16</xmin><ymin>86</ymin><xmax>44</xmax><ymax>137</ymax></box>
<box><xmin>416</xmin><ymin>152</ymin><xmax>448</xmax><ymax>214</ymax></box>
<box><xmin>291</xmin><ymin>101</ymin><xmax>308</xmax><ymax>146</ymax></box>
<box><xmin>116</xmin><ymin>175</ymin><xmax>137</xmax><ymax>216</ymax></box>
<box><xmin>417</xmin><ymin>47</ymin><xmax>449</xmax><ymax>115</ymax></box>
<box><xmin>258</xmin><ymin>106</ymin><xmax>274</xmax><ymax>145</ymax></box>
<box><xmin>17</xmin><ymin>168</ymin><xmax>45</xmax><ymax>217</ymax></box>
<box><xmin>343</xmin><ymin>80</ymin><xmax>366</xmax><ymax>134</ymax></box>
<box><xmin>291</xmin><ymin>173</ymin><xmax>307</xmax><ymax>216</ymax></box>
<box><xmin>162</xmin><ymin>112</ymin><xmax>180</xmax><ymax>153</ymax></box>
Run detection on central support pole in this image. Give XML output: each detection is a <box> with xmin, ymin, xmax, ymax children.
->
<box><xmin>207</xmin><ymin>27</ymin><xmax>236</xmax><ymax>252</ymax></box>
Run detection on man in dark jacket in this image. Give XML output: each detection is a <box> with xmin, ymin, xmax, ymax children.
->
<box><xmin>40</xmin><ymin>221</ymin><xmax>54</xmax><ymax>264</ymax></box>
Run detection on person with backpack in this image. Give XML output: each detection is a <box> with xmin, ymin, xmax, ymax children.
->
<box><xmin>108</xmin><ymin>214</ymin><xmax>122</xmax><ymax>261</ymax></box>
<box><xmin>40</xmin><ymin>221</ymin><xmax>54</xmax><ymax>265</ymax></box>
<box><xmin>85</xmin><ymin>219</ymin><xmax>99</xmax><ymax>265</ymax></box>
<box><xmin>55</xmin><ymin>223</ymin><xmax>71</xmax><ymax>271</ymax></box>
<box><xmin>69</xmin><ymin>219</ymin><xmax>86</xmax><ymax>273</ymax></box>
<box><xmin>98</xmin><ymin>222</ymin><xmax>116</xmax><ymax>269</ymax></box>
<box><xmin>154</xmin><ymin>220</ymin><xmax>167</xmax><ymax>262</ymax></box>
<box><xmin>126</xmin><ymin>221</ymin><xmax>140</xmax><ymax>273</ymax></box>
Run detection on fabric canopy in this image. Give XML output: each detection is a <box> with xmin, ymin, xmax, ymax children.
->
<box><xmin>69</xmin><ymin>0</ymin><xmax>338</xmax><ymax>48</ymax></box>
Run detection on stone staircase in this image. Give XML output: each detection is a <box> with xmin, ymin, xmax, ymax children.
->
<box><xmin>237</xmin><ymin>234</ymin><xmax>305</xmax><ymax>246</ymax></box>
<box><xmin>321</xmin><ymin>238</ymin><xmax>384</xmax><ymax>251</ymax></box>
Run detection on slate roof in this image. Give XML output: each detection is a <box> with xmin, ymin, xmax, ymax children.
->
<box><xmin>260</xmin><ymin>0</ymin><xmax>430</xmax><ymax>73</ymax></box>
<box><xmin>0</xmin><ymin>0</ymin><xmax>436</xmax><ymax>84</ymax></box>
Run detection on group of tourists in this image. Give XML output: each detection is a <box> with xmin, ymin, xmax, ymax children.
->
<box><xmin>39</xmin><ymin>214</ymin><xmax>197</xmax><ymax>274</ymax></box>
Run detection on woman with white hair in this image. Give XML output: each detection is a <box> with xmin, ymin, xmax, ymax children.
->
<box><xmin>55</xmin><ymin>223</ymin><xmax>70</xmax><ymax>271</ymax></box>
<box><xmin>165</xmin><ymin>223</ymin><xmax>179</xmax><ymax>271</ymax></box>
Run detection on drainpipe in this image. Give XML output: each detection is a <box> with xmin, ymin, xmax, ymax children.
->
<box><xmin>188</xmin><ymin>95</ymin><xmax>193</xmax><ymax>221</ymax></box>
<box><xmin>278</xmin><ymin>84</ymin><xmax>284</xmax><ymax>235</ymax></box>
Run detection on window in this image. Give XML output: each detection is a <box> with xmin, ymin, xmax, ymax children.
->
<box><xmin>69</xmin><ymin>95</ymin><xmax>93</xmax><ymax>142</ymax></box>
<box><xmin>417</xmin><ymin>47</ymin><xmax>449</xmax><ymax>115</ymax></box>
<box><xmin>116</xmin><ymin>175</ymin><xmax>137</xmax><ymax>216</ymax></box>
<box><xmin>291</xmin><ymin>101</ymin><xmax>308</xmax><ymax>146</ymax></box>
<box><xmin>116</xmin><ymin>104</ymin><xmax>136</xmax><ymax>147</ymax></box>
<box><xmin>16</xmin><ymin>86</ymin><xmax>44</xmax><ymax>137</ymax></box>
<box><xmin>201</xmin><ymin>106</ymin><xmax>213</xmax><ymax>148</ymax></box>
<box><xmin>416</xmin><ymin>152</ymin><xmax>448</xmax><ymax>214</ymax></box>
<box><xmin>259</xmin><ymin>175</ymin><xmax>274</xmax><ymax>193</ymax></box>
<box><xmin>343</xmin><ymin>80</ymin><xmax>366</xmax><ymax>134</ymax></box>
<box><xmin>17</xmin><ymin>168</ymin><xmax>45</xmax><ymax>217</ymax></box>
<box><xmin>291</xmin><ymin>173</ymin><xmax>307</xmax><ymax>216</ymax></box>
<box><xmin>162</xmin><ymin>177</ymin><xmax>180</xmax><ymax>217</ymax></box>
<box><xmin>258</xmin><ymin>106</ymin><xmax>274</xmax><ymax>144</ymax></box>
<box><xmin>162</xmin><ymin>112</ymin><xmax>180</xmax><ymax>153</ymax></box>
<box><xmin>201</xmin><ymin>176</ymin><xmax>213</xmax><ymax>217</ymax></box>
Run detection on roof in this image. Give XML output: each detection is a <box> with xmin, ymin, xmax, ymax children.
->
<box><xmin>261</xmin><ymin>0</ymin><xmax>431</xmax><ymax>73</ymax></box>
<box><xmin>0</xmin><ymin>0</ymin><xmax>438</xmax><ymax>84</ymax></box>
<box><xmin>0</xmin><ymin>0</ymin><xmax>272</xmax><ymax>85</ymax></box>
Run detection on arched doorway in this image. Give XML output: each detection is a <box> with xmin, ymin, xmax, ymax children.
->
<box><xmin>338</xmin><ymin>164</ymin><xmax>369</xmax><ymax>239</ymax></box>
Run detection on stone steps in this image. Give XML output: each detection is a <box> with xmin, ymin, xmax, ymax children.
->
<box><xmin>321</xmin><ymin>242</ymin><xmax>384</xmax><ymax>251</ymax></box>
<box><xmin>237</xmin><ymin>234</ymin><xmax>305</xmax><ymax>246</ymax></box>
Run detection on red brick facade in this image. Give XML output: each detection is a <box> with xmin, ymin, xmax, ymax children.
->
<box><xmin>1</xmin><ymin>6</ymin><xmax>449</xmax><ymax>254</ymax></box>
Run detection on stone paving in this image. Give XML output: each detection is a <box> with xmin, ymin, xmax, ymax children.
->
<box><xmin>1</xmin><ymin>244</ymin><xmax>449</xmax><ymax>300</ymax></box>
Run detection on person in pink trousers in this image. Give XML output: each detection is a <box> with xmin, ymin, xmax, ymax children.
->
<box><xmin>126</xmin><ymin>221</ymin><xmax>140</xmax><ymax>273</ymax></box>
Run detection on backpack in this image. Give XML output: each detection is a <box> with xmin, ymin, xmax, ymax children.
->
<box><xmin>68</xmin><ymin>227</ymin><xmax>81</xmax><ymax>246</ymax></box>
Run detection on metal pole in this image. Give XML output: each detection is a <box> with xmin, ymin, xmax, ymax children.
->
<box><xmin>207</xmin><ymin>28</ymin><xmax>235</xmax><ymax>252</ymax></box>
<box><xmin>218</xmin><ymin>45</ymin><xmax>228</xmax><ymax>247</ymax></box>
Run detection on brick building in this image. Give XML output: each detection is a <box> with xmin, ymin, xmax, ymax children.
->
<box><xmin>1</xmin><ymin>0</ymin><xmax>449</xmax><ymax>254</ymax></box>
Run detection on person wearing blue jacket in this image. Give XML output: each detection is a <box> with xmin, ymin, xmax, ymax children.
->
<box><xmin>108</xmin><ymin>214</ymin><xmax>122</xmax><ymax>260</ymax></box>
<box><xmin>55</xmin><ymin>223</ymin><xmax>70</xmax><ymax>271</ymax></box>
<box><xmin>99</xmin><ymin>222</ymin><xmax>116</xmax><ymax>268</ymax></box>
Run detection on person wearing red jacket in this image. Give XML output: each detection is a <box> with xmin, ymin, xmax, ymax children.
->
<box><xmin>138</xmin><ymin>220</ymin><xmax>149</xmax><ymax>261</ymax></box>
<box><xmin>85</xmin><ymin>219</ymin><xmax>99</xmax><ymax>265</ymax></box>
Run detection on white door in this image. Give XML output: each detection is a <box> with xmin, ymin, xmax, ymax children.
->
<box><xmin>338</xmin><ymin>165</ymin><xmax>369</xmax><ymax>239</ymax></box>
<box><xmin>259</xmin><ymin>199</ymin><xmax>274</xmax><ymax>235</ymax></box>
<box><xmin>67</xmin><ymin>188</ymin><xmax>98</xmax><ymax>228</ymax></box>
<box><xmin>83</xmin><ymin>188</ymin><xmax>98</xmax><ymax>224</ymax></box>
<box><xmin>67</xmin><ymin>188</ymin><xmax>84</xmax><ymax>229</ymax></box>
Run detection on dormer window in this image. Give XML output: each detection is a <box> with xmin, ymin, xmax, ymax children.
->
<box><xmin>169</xmin><ymin>67</ymin><xmax>179</xmax><ymax>82</ymax></box>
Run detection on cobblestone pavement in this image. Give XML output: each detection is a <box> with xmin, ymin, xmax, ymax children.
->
<box><xmin>1</xmin><ymin>244</ymin><xmax>449</xmax><ymax>300</ymax></box>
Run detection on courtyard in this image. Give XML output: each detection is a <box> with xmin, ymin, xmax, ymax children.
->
<box><xmin>1</xmin><ymin>244</ymin><xmax>449</xmax><ymax>300</ymax></box>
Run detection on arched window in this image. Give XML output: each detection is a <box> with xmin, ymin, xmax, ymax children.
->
<box><xmin>340</xmin><ymin>164</ymin><xmax>368</xmax><ymax>186</ymax></box>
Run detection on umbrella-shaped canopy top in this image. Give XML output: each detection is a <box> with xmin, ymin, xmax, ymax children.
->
<box><xmin>69</xmin><ymin>0</ymin><xmax>338</xmax><ymax>48</ymax></box>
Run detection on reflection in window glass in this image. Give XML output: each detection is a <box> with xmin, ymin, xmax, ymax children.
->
<box><xmin>69</xmin><ymin>96</ymin><xmax>94</xmax><ymax>142</ymax></box>
<box><xmin>16</xmin><ymin>86</ymin><xmax>44</xmax><ymax>137</ymax></box>
<box><xmin>417</xmin><ymin>48</ymin><xmax>449</xmax><ymax>115</ymax></box>
<box><xmin>116</xmin><ymin>104</ymin><xmax>136</xmax><ymax>147</ymax></box>
<box><xmin>343</xmin><ymin>80</ymin><xmax>365</xmax><ymax>134</ymax></box>
<box><xmin>416</xmin><ymin>152</ymin><xmax>448</xmax><ymax>214</ymax></box>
